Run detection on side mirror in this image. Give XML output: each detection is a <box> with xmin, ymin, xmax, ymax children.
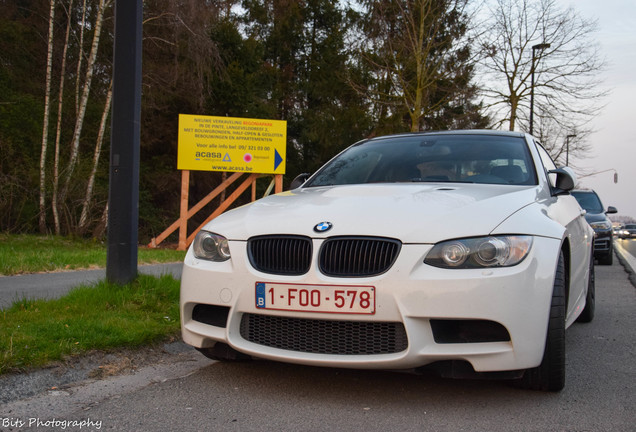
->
<box><xmin>606</xmin><ymin>206</ymin><xmax>618</xmax><ymax>214</ymax></box>
<box><xmin>548</xmin><ymin>167</ymin><xmax>576</xmax><ymax>195</ymax></box>
<box><xmin>290</xmin><ymin>173</ymin><xmax>311</xmax><ymax>190</ymax></box>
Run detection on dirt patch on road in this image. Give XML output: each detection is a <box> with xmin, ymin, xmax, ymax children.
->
<box><xmin>0</xmin><ymin>338</ymin><xmax>194</xmax><ymax>405</ymax></box>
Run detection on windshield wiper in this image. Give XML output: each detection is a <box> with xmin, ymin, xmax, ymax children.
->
<box><xmin>411</xmin><ymin>177</ymin><xmax>476</xmax><ymax>183</ymax></box>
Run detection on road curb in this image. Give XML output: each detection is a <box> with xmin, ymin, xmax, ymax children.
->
<box><xmin>614</xmin><ymin>240</ymin><xmax>636</xmax><ymax>287</ymax></box>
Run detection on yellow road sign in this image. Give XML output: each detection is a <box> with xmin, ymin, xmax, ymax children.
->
<box><xmin>177</xmin><ymin>114</ymin><xmax>287</xmax><ymax>174</ymax></box>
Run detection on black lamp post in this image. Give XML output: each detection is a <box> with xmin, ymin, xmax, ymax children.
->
<box><xmin>565</xmin><ymin>134</ymin><xmax>576</xmax><ymax>166</ymax></box>
<box><xmin>530</xmin><ymin>43</ymin><xmax>551</xmax><ymax>135</ymax></box>
<box><xmin>107</xmin><ymin>0</ymin><xmax>143</xmax><ymax>285</ymax></box>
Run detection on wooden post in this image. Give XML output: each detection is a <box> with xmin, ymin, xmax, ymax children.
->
<box><xmin>149</xmin><ymin>172</ymin><xmax>284</xmax><ymax>250</ymax></box>
<box><xmin>178</xmin><ymin>170</ymin><xmax>190</xmax><ymax>251</ymax></box>
<box><xmin>147</xmin><ymin>172</ymin><xmax>242</xmax><ymax>248</ymax></box>
<box><xmin>275</xmin><ymin>174</ymin><xmax>283</xmax><ymax>193</ymax></box>
<box><xmin>186</xmin><ymin>174</ymin><xmax>259</xmax><ymax>245</ymax></box>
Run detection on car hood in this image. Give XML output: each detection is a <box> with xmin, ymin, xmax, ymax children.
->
<box><xmin>205</xmin><ymin>184</ymin><xmax>540</xmax><ymax>244</ymax></box>
<box><xmin>583</xmin><ymin>212</ymin><xmax>608</xmax><ymax>224</ymax></box>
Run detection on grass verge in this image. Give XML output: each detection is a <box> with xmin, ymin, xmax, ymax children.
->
<box><xmin>0</xmin><ymin>274</ymin><xmax>180</xmax><ymax>375</ymax></box>
<box><xmin>0</xmin><ymin>234</ymin><xmax>185</xmax><ymax>275</ymax></box>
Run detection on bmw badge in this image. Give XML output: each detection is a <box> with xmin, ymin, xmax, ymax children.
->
<box><xmin>314</xmin><ymin>222</ymin><xmax>333</xmax><ymax>233</ymax></box>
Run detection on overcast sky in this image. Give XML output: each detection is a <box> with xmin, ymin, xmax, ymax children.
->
<box><xmin>557</xmin><ymin>0</ymin><xmax>636</xmax><ymax>220</ymax></box>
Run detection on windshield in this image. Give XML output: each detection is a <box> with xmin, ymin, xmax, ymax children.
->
<box><xmin>571</xmin><ymin>191</ymin><xmax>604</xmax><ymax>213</ymax></box>
<box><xmin>305</xmin><ymin>134</ymin><xmax>537</xmax><ymax>187</ymax></box>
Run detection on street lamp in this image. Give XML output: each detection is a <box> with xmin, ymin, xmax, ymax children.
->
<box><xmin>578</xmin><ymin>168</ymin><xmax>619</xmax><ymax>184</ymax></box>
<box><xmin>565</xmin><ymin>134</ymin><xmax>576</xmax><ymax>166</ymax></box>
<box><xmin>530</xmin><ymin>43</ymin><xmax>551</xmax><ymax>135</ymax></box>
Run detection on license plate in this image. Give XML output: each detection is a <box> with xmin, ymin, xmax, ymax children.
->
<box><xmin>255</xmin><ymin>282</ymin><xmax>375</xmax><ymax>315</ymax></box>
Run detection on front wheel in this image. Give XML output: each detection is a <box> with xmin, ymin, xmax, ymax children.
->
<box><xmin>516</xmin><ymin>251</ymin><xmax>566</xmax><ymax>391</ymax></box>
<box><xmin>598</xmin><ymin>248</ymin><xmax>613</xmax><ymax>265</ymax></box>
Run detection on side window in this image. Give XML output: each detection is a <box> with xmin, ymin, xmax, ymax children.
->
<box><xmin>535</xmin><ymin>142</ymin><xmax>557</xmax><ymax>186</ymax></box>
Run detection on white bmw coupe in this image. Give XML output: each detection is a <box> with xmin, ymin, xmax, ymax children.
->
<box><xmin>180</xmin><ymin>130</ymin><xmax>595</xmax><ymax>391</ymax></box>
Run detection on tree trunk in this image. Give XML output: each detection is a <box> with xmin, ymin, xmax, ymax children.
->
<box><xmin>52</xmin><ymin>0</ymin><xmax>74</xmax><ymax>235</ymax></box>
<box><xmin>509</xmin><ymin>94</ymin><xmax>518</xmax><ymax>131</ymax></box>
<box><xmin>92</xmin><ymin>202</ymin><xmax>109</xmax><ymax>239</ymax></box>
<box><xmin>60</xmin><ymin>0</ymin><xmax>109</xmax><ymax>211</ymax></box>
<box><xmin>75</xmin><ymin>0</ymin><xmax>87</xmax><ymax>116</ymax></box>
<box><xmin>38</xmin><ymin>0</ymin><xmax>56</xmax><ymax>234</ymax></box>
<box><xmin>78</xmin><ymin>80</ymin><xmax>112</xmax><ymax>234</ymax></box>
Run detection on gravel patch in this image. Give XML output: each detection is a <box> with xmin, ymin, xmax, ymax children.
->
<box><xmin>0</xmin><ymin>339</ymin><xmax>194</xmax><ymax>405</ymax></box>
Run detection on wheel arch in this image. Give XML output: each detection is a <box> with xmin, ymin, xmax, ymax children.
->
<box><xmin>560</xmin><ymin>238</ymin><xmax>571</xmax><ymax>310</ymax></box>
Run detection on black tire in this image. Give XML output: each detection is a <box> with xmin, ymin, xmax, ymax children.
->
<box><xmin>196</xmin><ymin>343</ymin><xmax>252</xmax><ymax>362</ymax></box>
<box><xmin>577</xmin><ymin>255</ymin><xmax>595</xmax><ymax>323</ymax></box>
<box><xmin>598</xmin><ymin>250</ymin><xmax>613</xmax><ymax>265</ymax></box>
<box><xmin>517</xmin><ymin>251</ymin><xmax>566</xmax><ymax>391</ymax></box>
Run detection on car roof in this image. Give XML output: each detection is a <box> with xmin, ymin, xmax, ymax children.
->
<box><xmin>365</xmin><ymin>130</ymin><xmax>527</xmax><ymax>143</ymax></box>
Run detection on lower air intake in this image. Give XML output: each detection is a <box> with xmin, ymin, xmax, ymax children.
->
<box><xmin>240</xmin><ymin>313</ymin><xmax>408</xmax><ymax>355</ymax></box>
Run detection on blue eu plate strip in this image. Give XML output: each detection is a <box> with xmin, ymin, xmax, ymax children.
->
<box><xmin>256</xmin><ymin>282</ymin><xmax>266</xmax><ymax>308</ymax></box>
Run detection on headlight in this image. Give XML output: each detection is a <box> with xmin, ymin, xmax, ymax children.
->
<box><xmin>424</xmin><ymin>236</ymin><xmax>533</xmax><ymax>269</ymax></box>
<box><xmin>193</xmin><ymin>231</ymin><xmax>231</xmax><ymax>261</ymax></box>
<box><xmin>589</xmin><ymin>221</ymin><xmax>611</xmax><ymax>230</ymax></box>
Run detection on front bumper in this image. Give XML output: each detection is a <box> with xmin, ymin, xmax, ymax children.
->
<box><xmin>593</xmin><ymin>229</ymin><xmax>613</xmax><ymax>256</ymax></box>
<box><xmin>180</xmin><ymin>236</ymin><xmax>561</xmax><ymax>373</ymax></box>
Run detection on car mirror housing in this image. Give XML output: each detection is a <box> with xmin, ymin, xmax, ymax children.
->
<box><xmin>548</xmin><ymin>167</ymin><xmax>577</xmax><ymax>195</ymax></box>
<box><xmin>290</xmin><ymin>173</ymin><xmax>311</xmax><ymax>190</ymax></box>
<box><xmin>606</xmin><ymin>206</ymin><xmax>618</xmax><ymax>214</ymax></box>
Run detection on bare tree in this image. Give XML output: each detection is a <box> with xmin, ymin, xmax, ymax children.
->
<box><xmin>142</xmin><ymin>0</ymin><xmax>222</xmax><ymax>113</ymax></box>
<box><xmin>478</xmin><ymin>0</ymin><xmax>606</xmax><ymax>160</ymax></box>
<box><xmin>51</xmin><ymin>0</ymin><xmax>75</xmax><ymax>235</ymax></box>
<box><xmin>78</xmin><ymin>80</ymin><xmax>112</xmax><ymax>233</ymax></box>
<box><xmin>60</xmin><ymin>0</ymin><xmax>112</xmax><ymax>207</ymax></box>
<box><xmin>39</xmin><ymin>0</ymin><xmax>56</xmax><ymax>234</ymax></box>
<box><xmin>75</xmin><ymin>0</ymin><xmax>87</xmax><ymax>116</ymax></box>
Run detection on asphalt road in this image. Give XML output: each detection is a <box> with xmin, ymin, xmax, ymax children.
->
<box><xmin>1</xmin><ymin>253</ymin><xmax>634</xmax><ymax>431</ymax></box>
